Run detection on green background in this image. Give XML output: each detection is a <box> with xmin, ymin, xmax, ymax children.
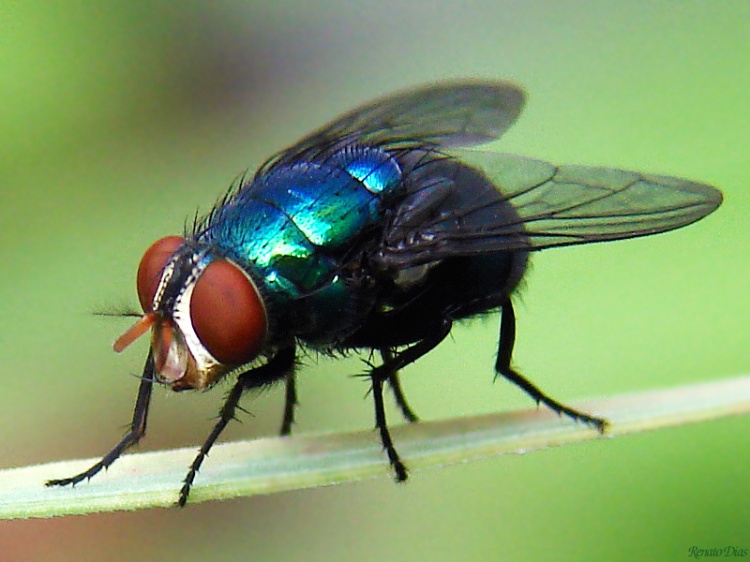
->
<box><xmin>1</xmin><ymin>1</ymin><xmax>747</xmax><ymax>560</ymax></box>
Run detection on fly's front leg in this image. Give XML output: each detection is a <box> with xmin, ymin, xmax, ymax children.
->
<box><xmin>179</xmin><ymin>345</ymin><xmax>296</xmax><ymax>507</ymax></box>
<box><xmin>46</xmin><ymin>353</ymin><xmax>155</xmax><ymax>489</ymax></box>
<box><xmin>495</xmin><ymin>300</ymin><xmax>607</xmax><ymax>432</ymax></box>
<box><xmin>370</xmin><ymin>318</ymin><xmax>452</xmax><ymax>481</ymax></box>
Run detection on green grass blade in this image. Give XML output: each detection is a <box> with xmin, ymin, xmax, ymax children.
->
<box><xmin>1</xmin><ymin>375</ymin><xmax>748</xmax><ymax>519</ymax></box>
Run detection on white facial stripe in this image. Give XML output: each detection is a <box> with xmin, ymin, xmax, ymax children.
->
<box><xmin>171</xmin><ymin>272</ymin><xmax>224</xmax><ymax>374</ymax></box>
<box><xmin>152</xmin><ymin>259</ymin><xmax>176</xmax><ymax>312</ymax></box>
<box><xmin>151</xmin><ymin>249</ymin><xmax>224</xmax><ymax>374</ymax></box>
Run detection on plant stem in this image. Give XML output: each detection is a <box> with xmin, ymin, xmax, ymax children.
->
<box><xmin>1</xmin><ymin>375</ymin><xmax>748</xmax><ymax>519</ymax></box>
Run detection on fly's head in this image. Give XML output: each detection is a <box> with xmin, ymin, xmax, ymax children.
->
<box><xmin>114</xmin><ymin>236</ymin><xmax>268</xmax><ymax>391</ymax></box>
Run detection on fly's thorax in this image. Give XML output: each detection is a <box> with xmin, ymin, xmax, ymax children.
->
<box><xmin>190</xmin><ymin>144</ymin><xmax>406</xmax><ymax>347</ymax></box>
<box><xmin>114</xmin><ymin>237</ymin><xmax>269</xmax><ymax>390</ymax></box>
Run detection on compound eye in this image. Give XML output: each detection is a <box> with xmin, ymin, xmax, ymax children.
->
<box><xmin>190</xmin><ymin>259</ymin><xmax>267</xmax><ymax>365</ymax></box>
<box><xmin>136</xmin><ymin>236</ymin><xmax>185</xmax><ymax>312</ymax></box>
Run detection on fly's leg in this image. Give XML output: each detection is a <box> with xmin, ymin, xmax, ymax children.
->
<box><xmin>370</xmin><ymin>318</ymin><xmax>452</xmax><ymax>481</ymax></box>
<box><xmin>46</xmin><ymin>353</ymin><xmax>155</xmax><ymax>488</ymax></box>
<box><xmin>179</xmin><ymin>345</ymin><xmax>296</xmax><ymax>507</ymax></box>
<box><xmin>379</xmin><ymin>348</ymin><xmax>419</xmax><ymax>423</ymax></box>
<box><xmin>496</xmin><ymin>300</ymin><xmax>607</xmax><ymax>432</ymax></box>
<box><xmin>371</xmin><ymin>375</ymin><xmax>407</xmax><ymax>481</ymax></box>
<box><xmin>280</xmin><ymin>370</ymin><xmax>298</xmax><ymax>436</ymax></box>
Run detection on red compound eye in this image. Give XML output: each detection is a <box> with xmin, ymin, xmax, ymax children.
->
<box><xmin>136</xmin><ymin>236</ymin><xmax>185</xmax><ymax>312</ymax></box>
<box><xmin>190</xmin><ymin>259</ymin><xmax>267</xmax><ymax>365</ymax></box>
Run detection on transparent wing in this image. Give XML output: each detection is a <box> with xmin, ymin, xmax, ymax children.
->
<box><xmin>379</xmin><ymin>150</ymin><xmax>722</xmax><ymax>267</ymax></box>
<box><xmin>263</xmin><ymin>81</ymin><xmax>525</xmax><ymax>170</ymax></box>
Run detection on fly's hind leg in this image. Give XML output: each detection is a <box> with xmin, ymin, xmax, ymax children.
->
<box><xmin>496</xmin><ymin>300</ymin><xmax>607</xmax><ymax>432</ymax></box>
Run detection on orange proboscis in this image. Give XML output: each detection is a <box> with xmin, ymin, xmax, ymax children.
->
<box><xmin>113</xmin><ymin>313</ymin><xmax>157</xmax><ymax>353</ymax></box>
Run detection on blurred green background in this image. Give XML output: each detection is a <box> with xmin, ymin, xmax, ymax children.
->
<box><xmin>1</xmin><ymin>1</ymin><xmax>747</xmax><ymax>560</ymax></box>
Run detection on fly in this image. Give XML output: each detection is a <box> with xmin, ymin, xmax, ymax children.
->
<box><xmin>47</xmin><ymin>81</ymin><xmax>722</xmax><ymax>506</ymax></box>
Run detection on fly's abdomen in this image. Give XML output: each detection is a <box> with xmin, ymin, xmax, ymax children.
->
<box><xmin>201</xmin><ymin>146</ymin><xmax>402</xmax><ymax>339</ymax></box>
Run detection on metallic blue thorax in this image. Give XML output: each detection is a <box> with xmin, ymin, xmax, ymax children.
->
<box><xmin>198</xmin><ymin>145</ymin><xmax>403</xmax><ymax>342</ymax></box>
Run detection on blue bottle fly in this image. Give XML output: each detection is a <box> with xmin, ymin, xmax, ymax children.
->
<box><xmin>48</xmin><ymin>81</ymin><xmax>722</xmax><ymax>506</ymax></box>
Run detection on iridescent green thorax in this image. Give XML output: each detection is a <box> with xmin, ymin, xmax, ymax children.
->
<box><xmin>198</xmin><ymin>145</ymin><xmax>402</xmax><ymax>342</ymax></box>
